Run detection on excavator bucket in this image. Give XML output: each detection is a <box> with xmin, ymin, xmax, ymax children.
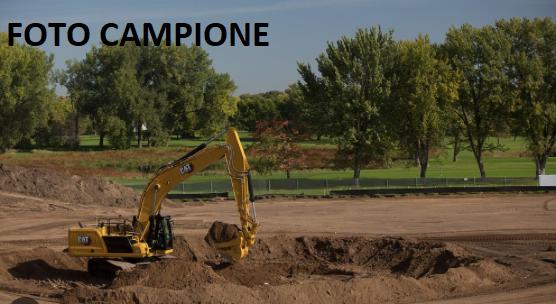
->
<box><xmin>205</xmin><ymin>221</ymin><xmax>249</xmax><ymax>260</ymax></box>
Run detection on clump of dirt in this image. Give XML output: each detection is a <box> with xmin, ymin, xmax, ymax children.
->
<box><xmin>204</xmin><ymin>221</ymin><xmax>240</xmax><ymax>245</ymax></box>
<box><xmin>0</xmin><ymin>164</ymin><xmax>139</xmax><ymax>207</ymax></box>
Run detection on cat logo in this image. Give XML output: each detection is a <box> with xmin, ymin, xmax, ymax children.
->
<box><xmin>77</xmin><ymin>235</ymin><xmax>91</xmax><ymax>245</ymax></box>
<box><xmin>179</xmin><ymin>163</ymin><xmax>194</xmax><ymax>175</ymax></box>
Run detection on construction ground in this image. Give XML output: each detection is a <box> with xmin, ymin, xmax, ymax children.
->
<box><xmin>0</xmin><ymin>165</ymin><xmax>555</xmax><ymax>303</ymax></box>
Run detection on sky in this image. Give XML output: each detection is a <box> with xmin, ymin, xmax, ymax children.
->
<box><xmin>1</xmin><ymin>0</ymin><xmax>555</xmax><ymax>96</ymax></box>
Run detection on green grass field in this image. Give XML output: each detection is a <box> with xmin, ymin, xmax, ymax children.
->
<box><xmin>113</xmin><ymin>136</ymin><xmax>555</xmax><ymax>192</ymax></box>
<box><xmin>3</xmin><ymin>133</ymin><xmax>555</xmax><ymax>193</ymax></box>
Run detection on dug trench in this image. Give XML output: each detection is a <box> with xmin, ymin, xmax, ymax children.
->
<box><xmin>0</xmin><ymin>233</ymin><xmax>518</xmax><ymax>304</ymax></box>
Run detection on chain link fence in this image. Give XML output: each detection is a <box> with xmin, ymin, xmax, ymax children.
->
<box><xmin>127</xmin><ymin>177</ymin><xmax>538</xmax><ymax>195</ymax></box>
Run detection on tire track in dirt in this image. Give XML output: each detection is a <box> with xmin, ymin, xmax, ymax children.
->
<box><xmin>420</xmin><ymin>282</ymin><xmax>556</xmax><ymax>304</ymax></box>
<box><xmin>0</xmin><ymin>217</ymin><xmax>83</xmax><ymax>239</ymax></box>
<box><xmin>421</xmin><ymin>232</ymin><xmax>556</xmax><ymax>242</ymax></box>
<box><xmin>544</xmin><ymin>199</ymin><xmax>556</xmax><ymax>211</ymax></box>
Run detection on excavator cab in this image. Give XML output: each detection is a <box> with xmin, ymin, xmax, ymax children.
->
<box><xmin>146</xmin><ymin>215</ymin><xmax>173</xmax><ymax>251</ymax></box>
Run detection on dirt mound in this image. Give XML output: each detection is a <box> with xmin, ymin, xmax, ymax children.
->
<box><xmin>289</xmin><ymin>236</ymin><xmax>473</xmax><ymax>278</ymax></box>
<box><xmin>216</xmin><ymin>236</ymin><xmax>476</xmax><ymax>287</ymax></box>
<box><xmin>204</xmin><ymin>221</ymin><xmax>240</xmax><ymax>245</ymax></box>
<box><xmin>0</xmin><ymin>247</ymin><xmax>102</xmax><ymax>298</ymax></box>
<box><xmin>0</xmin><ymin>164</ymin><xmax>139</xmax><ymax>208</ymax></box>
<box><xmin>60</xmin><ymin>235</ymin><xmax>514</xmax><ymax>304</ymax></box>
<box><xmin>111</xmin><ymin>260</ymin><xmax>224</xmax><ymax>289</ymax></box>
<box><xmin>0</xmin><ymin>235</ymin><xmax>512</xmax><ymax>304</ymax></box>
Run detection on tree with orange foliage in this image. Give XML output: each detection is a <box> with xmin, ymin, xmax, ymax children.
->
<box><xmin>251</xmin><ymin>120</ymin><xmax>303</xmax><ymax>179</ymax></box>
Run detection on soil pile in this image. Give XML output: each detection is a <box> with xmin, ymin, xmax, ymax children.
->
<box><xmin>245</xmin><ymin>236</ymin><xmax>475</xmax><ymax>279</ymax></box>
<box><xmin>0</xmin><ymin>247</ymin><xmax>103</xmax><ymax>298</ymax></box>
<box><xmin>0</xmin><ymin>164</ymin><xmax>139</xmax><ymax>208</ymax></box>
<box><xmin>60</xmin><ymin>235</ymin><xmax>513</xmax><ymax>304</ymax></box>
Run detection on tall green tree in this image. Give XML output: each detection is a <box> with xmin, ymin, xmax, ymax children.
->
<box><xmin>391</xmin><ymin>36</ymin><xmax>458</xmax><ymax>178</ymax></box>
<box><xmin>64</xmin><ymin>46</ymin><xmax>123</xmax><ymax>148</ymax></box>
<box><xmin>162</xmin><ymin>46</ymin><xmax>214</xmax><ymax>138</ymax></box>
<box><xmin>298</xmin><ymin>27</ymin><xmax>396</xmax><ymax>180</ymax></box>
<box><xmin>442</xmin><ymin>24</ymin><xmax>512</xmax><ymax>178</ymax></box>
<box><xmin>0</xmin><ymin>33</ymin><xmax>54</xmax><ymax>152</ymax></box>
<box><xmin>279</xmin><ymin>83</ymin><xmax>314</xmax><ymax>138</ymax></box>
<box><xmin>231</xmin><ymin>91</ymin><xmax>286</xmax><ymax>131</ymax></box>
<box><xmin>196</xmin><ymin>72</ymin><xmax>238</xmax><ymax>136</ymax></box>
<box><xmin>497</xmin><ymin>17</ymin><xmax>556</xmax><ymax>177</ymax></box>
<box><xmin>33</xmin><ymin>96</ymin><xmax>77</xmax><ymax>148</ymax></box>
<box><xmin>141</xmin><ymin>45</ymin><xmax>237</xmax><ymax>140</ymax></box>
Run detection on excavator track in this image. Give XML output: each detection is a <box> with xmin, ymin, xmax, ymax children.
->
<box><xmin>87</xmin><ymin>258</ymin><xmax>137</xmax><ymax>278</ymax></box>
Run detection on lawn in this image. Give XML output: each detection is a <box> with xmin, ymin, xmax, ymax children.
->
<box><xmin>109</xmin><ymin>136</ymin><xmax>554</xmax><ymax>193</ymax></box>
<box><xmin>78</xmin><ymin>132</ymin><xmax>336</xmax><ymax>149</ymax></box>
<box><xmin>1</xmin><ymin>134</ymin><xmax>554</xmax><ymax>194</ymax></box>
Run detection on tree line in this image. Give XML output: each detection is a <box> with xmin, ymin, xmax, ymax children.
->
<box><xmin>1</xmin><ymin>34</ymin><xmax>237</xmax><ymax>151</ymax></box>
<box><xmin>235</xmin><ymin>18</ymin><xmax>556</xmax><ymax>179</ymax></box>
<box><xmin>0</xmin><ymin>17</ymin><xmax>554</xmax><ymax>179</ymax></box>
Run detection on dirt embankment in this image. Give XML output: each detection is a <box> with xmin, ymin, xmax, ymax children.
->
<box><xmin>0</xmin><ymin>164</ymin><xmax>139</xmax><ymax>208</ymax></box>
<box><xmin>0</xmin><ymin>234</ymin><xmax>505</xmax><ymax>304</ymax></box>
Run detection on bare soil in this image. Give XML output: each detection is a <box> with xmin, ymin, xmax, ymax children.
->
<box><xmin>59</xmin><ymin>235</ymin><xmax>515</xmax><ymax>304</ymax></box>
<box><xmin>0</xmin><ymin>165</ymin><xmax>555</xmax><ymax>303</ymax></box>
<box><xmin>0</xmin><ymin>164</ymin><xmax>138</xmax><ymax>208</ymax></box>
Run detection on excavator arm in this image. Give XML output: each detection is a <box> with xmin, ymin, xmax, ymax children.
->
<box><xmin>134</xmin><ymin>127</ymin><xmax>259</xmax><ymax>259</ymax></box>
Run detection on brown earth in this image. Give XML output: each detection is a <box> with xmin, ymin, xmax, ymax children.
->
<box><xmin>0</xmin><ymin>146</ymin><xmax>338</xmax><ymax>178</ymax></box>
<box><xmin>0</xmin><ymin>165</ymin><xmax>555</xmax><ymax>303</ymax></box>
<box><xmin>0</xmin><ymin>235</ymin><xmax>512</xmax><ymax>304</ymax></box>
<box><xmin>0</xmin><ymin>164</ymin><xmax>139</xmax><ymax>208</ymax></box>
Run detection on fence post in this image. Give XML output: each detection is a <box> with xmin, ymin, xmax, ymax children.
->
<box><xmin>386</xmin><ymin>179</ymin><xmax>389</xmax><ymax>189</ymax></box>
<box><xmin>473</xmin><ymin>176</ymin><xmax>476</xmax><ymax>186</ymax></box>
<box><xmin>182</xmin><ymin>182</ymin><xmax>185</xmax><ymax>193</ymax></box>
<box><xmin>267</xmin><ymin>179</ymin><xmax>271</xmax><ymax>193</ymax></box>
<box><xmin>415</xmin><ymin>177</ymin><xmax>418</xmax><ymax>188</ymax></box>
<box><xmin>296</xmin><ymin>178</ymin><xmax>299</xmax><ymax>192</ymax></box>
<box><xmin>210</xmin><ymin>179</ymin><xmax>214</xmax><ymax>192</ymax></box>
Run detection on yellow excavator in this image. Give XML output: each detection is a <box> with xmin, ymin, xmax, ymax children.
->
<box><xmin>67</xmin><ymin>127</ymin><xmax>259</xmax><ymax>275</ymax></box>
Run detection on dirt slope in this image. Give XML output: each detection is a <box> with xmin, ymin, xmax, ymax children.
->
<box><xmin>0</xmin><ymin>164</ymin><xmax>139</xmax><ymax>208</ymax></box>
